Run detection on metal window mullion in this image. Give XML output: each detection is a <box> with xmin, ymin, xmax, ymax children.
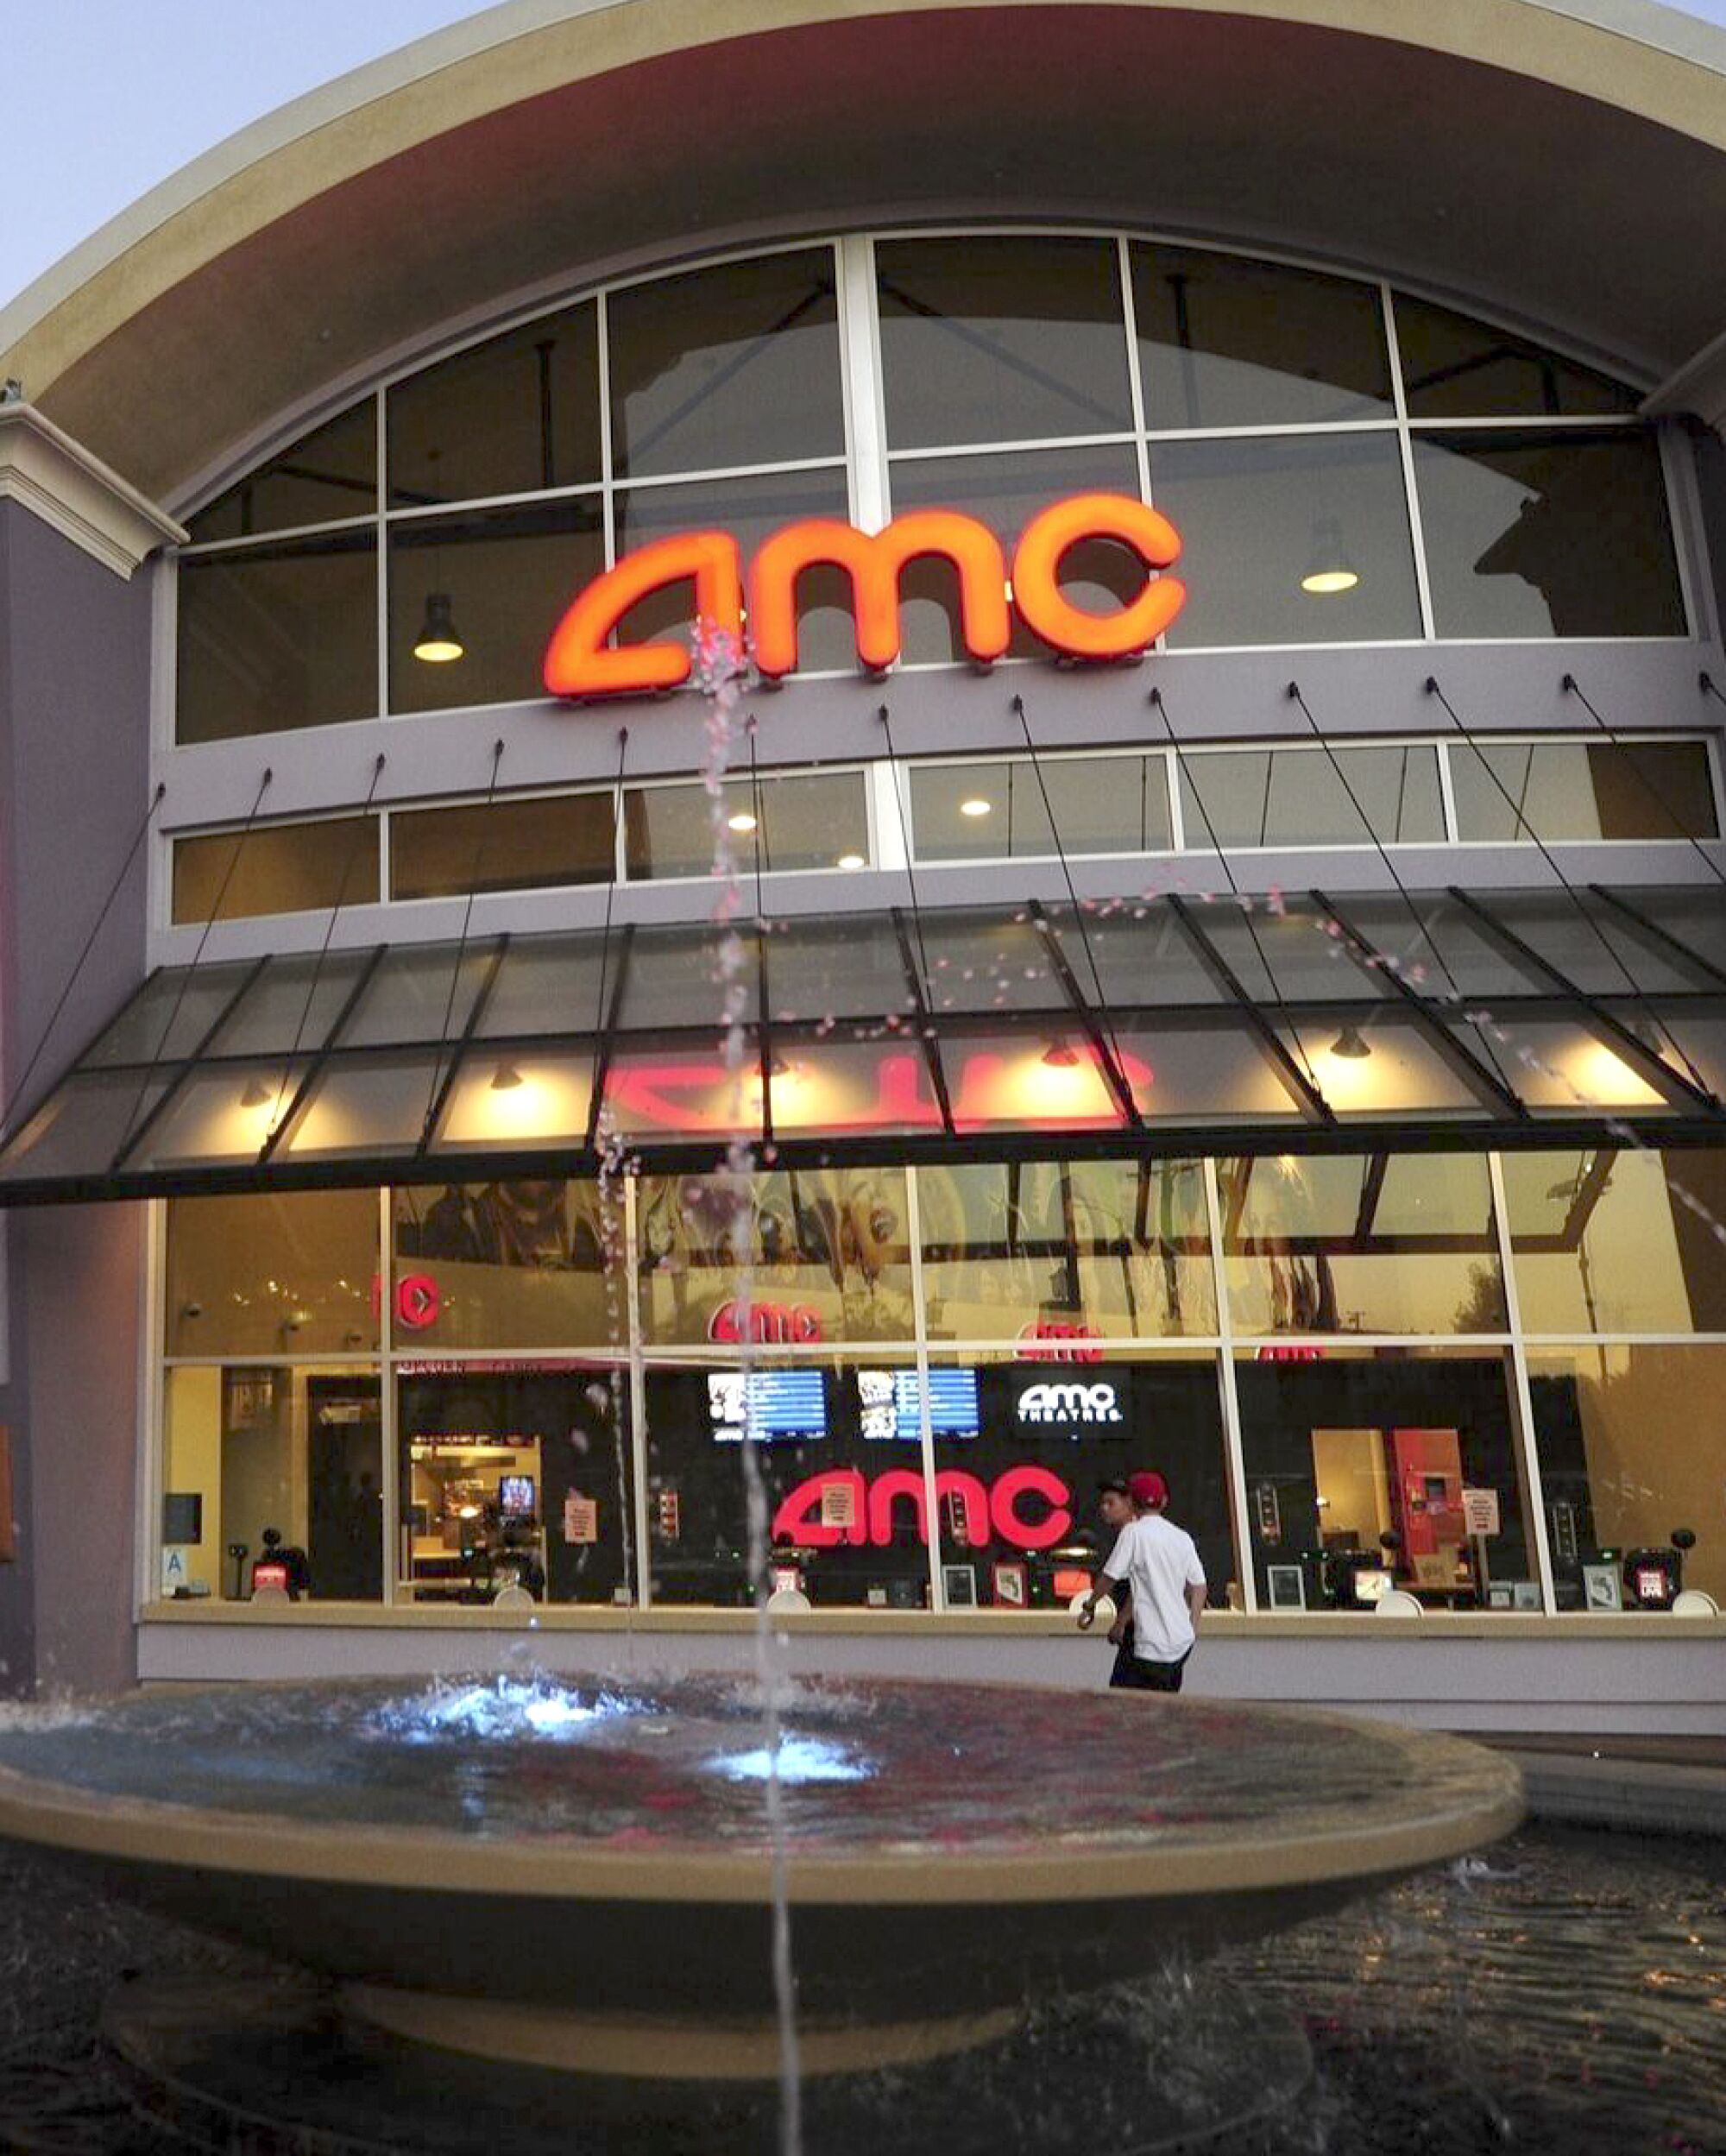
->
<box><xmin>1435</xmin><ymin>738</ymin><xmax>1461</xmax><ymax>844</ymax></box>
<box><xmin>139</xmin><ymin>1197</ymin><xmax>167</xmax><ymax>1609</ymax></box>
<box><xmin>379</xmin><ymin>1183</ymin><xmax>401</xmax><ymax>1604</ymax></box>
<box><xmin>903</xmin><ymin>1164</ymin><xmax>946</xmax><ymax>1615</ymax></box>
<box><xmin>839</xmin><ymin>234</ymin><xmax>890</xmax><ymax>532</ymax></box>
<box><xmin>1202</xmin><ymin>1157</ymin><xmax>1257</xmax><ymax>1615</ymax></box>
<box><xmin>1487</xmin><ymin>1148</ymin><xmax>1559</xmax><ymax>1616</ymax></box>
<box><xmin>624</xmin><ymin>1169</ymin><xmax>651</xmax><ymax>1611</ymax></box>
<box><xmin>375</xmin><ymin>387</ymin><xmax>390</xmax><ymax>719</ymax></box>
<box><xmin>1382</xmin><ymin>280</ymin><xmax>1437</xmax><ymax>644</ymax></box>
<box><xmin>596</xmin><ymin>287</ymin><xmax>617</xmax><ymax>571</ymax></box>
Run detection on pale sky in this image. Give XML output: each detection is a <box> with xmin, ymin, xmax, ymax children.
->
<box><xmin>3</xmin><ymin>0</ymin><xmax>1724</xmax><ymax>316</ymax></box>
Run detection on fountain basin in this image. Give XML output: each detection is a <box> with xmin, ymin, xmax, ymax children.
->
<box><xmin>0</xmin><ymin>1674</ymin><xmax>1520</xmax><ymax>2070</ymax></box>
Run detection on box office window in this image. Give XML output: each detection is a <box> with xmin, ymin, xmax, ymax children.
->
<box><xmin>927</xmin><ymin>1350</ymin><xmax>1237</xmax><ymax>1611</ymax></box>
<box><xmin>163</xmin><ymin>1364</ymin><xmax>382</xmax><ymax>1604</ymax></box>
<box><xmin>1234</xmin><ymin>1346</ymin><xmax>1534</xmax><ymax>1611</ymax></box>
<box><xmin>391</xmin><ymin>791</ymin><xmax>614</xmax><ymax>901</ymax></box>
<box><xmin>392</xmin><ymin>1182</ymin><xmax>615</xmax><ymax>1352</ymax></box>
<box><xmin>166</xmin><ymin>1191</ymin><xmax>381</xmax><ymax>1359</ymax></box>
<box><xmin>1412</xmin><ymin>429</ymin><xmax>1685</xmax><ymax>640</ymax></box>
<box><xmin>1528</xmin><ymin>1344</ymin><xmax>1726</xmax><ymax>1609</ymax></box>
<box><xmin>1178</xmin><ymin>744</ymin><xmax>1446</xmax><ymax>851</ymax></box>
<box><xmin>177</xmin><ymin>530</ymin><xmax>378</xmax><ymax>742</ymax></box>
<box><xmin>917</xmin><ymin>1158</ymin><xmax>1215</xmax><ymax>1342</ymax></box>
<box><xmin>635</xmin><ymin>1166</ymin><xmax>916</xmax><ymax>1346</ymax></box>
<box><xmin>186</xmin><ymin>401</ymin><xmax>377</xmax><ymax>545</ymax></box>
<box><xmin>1449</xmin><ymin>741</ymin><xmax>1717</xmax><ymax>844</ymax></box>
<box><xmin>172</xmin><ymin>816</ymin><xmax>380</xmax><ymax>924</ymax></box>
<box><xmin>398</xmin><ymin>1364</ymin><xmax>631</xmax><ymax>1606</ymax></box>
<box><xmin>1502</xmin><ymin>1147</ymin><xmax>1726</xmax><ymax>1335</ymax></box>
<box><xmin>910</xmin><ymin>756</ymin><xmax>1172</xmax><ymax>862</ymax></box>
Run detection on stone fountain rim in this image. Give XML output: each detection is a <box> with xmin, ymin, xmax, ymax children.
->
<box><xmin>0</xmin><ymin>1680</ymin><xmax>1523</xmax><ymax>1907</ymax></box>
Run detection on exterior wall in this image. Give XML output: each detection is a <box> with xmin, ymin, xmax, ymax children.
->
<box><xmin>0</xmin><ymin>501</ymin><xmax>154</xmax><ymax>1693</ymax></box>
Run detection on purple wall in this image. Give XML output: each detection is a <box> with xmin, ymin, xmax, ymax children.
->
<box><xmin>0</xmin><ymin>501</ymin><xmax>154</xmax><ymax>1695</ymax></box>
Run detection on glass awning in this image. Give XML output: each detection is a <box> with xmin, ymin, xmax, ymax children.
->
<box><xmin>3</xmin><ymin>884</ymin><xmax>1724</xmax><ymax>1203</ymax></box>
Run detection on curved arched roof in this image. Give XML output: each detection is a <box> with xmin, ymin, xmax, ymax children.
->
<box><xmin>4</xmin><ymin>0</ymin><xmax>1724</xmax><ymax>506</ymax></box>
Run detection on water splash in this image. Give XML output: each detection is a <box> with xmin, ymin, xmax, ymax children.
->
<box><xmin>708</xmin><ymin>1736</ymin><xmax>875</xmax><ymax>1786</ymax></box>
<box><xmin>363</xmin><ymin>1674</ymin><xmax>646</xmax><ymax>1745</ymax></box>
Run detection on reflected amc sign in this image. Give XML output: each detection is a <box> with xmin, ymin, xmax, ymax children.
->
<box><xmin>772</xmin><ymin>1466</ymin><xmax>1072</xmax><ymax>1551</ymax></box>
<box><xmin>544</xmin><ymin>493</ymin><xmax>1186</xmax><ymax>697</ymax></box>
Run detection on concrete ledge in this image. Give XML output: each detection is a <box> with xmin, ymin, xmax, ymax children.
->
<box><xmin>0</xmin><ymin>403</ymin><xmax>183</xmax><ymax>577</ymax></box>
<box><xmin>1497</xmin><ymin>1749</ymin><xmax>1726</xmax><ymax>1838</ymax></box>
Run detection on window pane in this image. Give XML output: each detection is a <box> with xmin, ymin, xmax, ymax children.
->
<box><xmin>645</xmin><ymin>1356</ymin><xmax>920</xmax><ymax>1608</ymax></box>
<box><xmin>1119</xmin><ymin>1021</ymin><xmax>1306</xmax><ymax>1123</ymax></box>
<box><xmin>178</xmin><ymin>532</ymin><xmax>377</xmax><ymax>742</ymax></box>
<box><xmin>1179</xmin><ymin>745</ymin><xmax>1445</xmax><ymax>849</ymax></box>
<box><xmin>399</xmin><ymin>1365</ymin><xmax>629</xmax><ymax>1605</ymax></box>
<box><xmin>391</xmin><ymin>792</ymin><xmax>613</xmax><ymax>900</ymax></box>
<box><xmin>387</xmin><ymin>300</ymin><xmax>601</xmax><ymax>507</ymax></box>
<box><xmin>1132</xmin><ymin>245</ymin><xmax>1391</xmax><ymax>428</ymax></box>
<box><xmin>0</xmin><ymin>1072</ymin><xmax>170</xmax><ymax>1186</ymax></box>
<box><xmin>765</xmin><ymin>1036</ymin><xmax>945</xmax><ymax>1138</ymax></box>
<box><xmin>1235</xmin><ymin>1346</ymin><xmax>1534</xmax><ymax>1608</ymax></box>
<box><xmin>83</xmin><ymin>965</ymin><xmax>259</xmax><ymax>1068</ymax></box>
<box><xmin>209</xmin><ymin>952</ymin><xmax>376</xmax><ymax>1058</ymax></box>
<box><xmin>173</xmin><ymin>817</ymin><xmax>379</xmax><ymax>924</ymax></box>
<box><xmin>478</xmin><ymin>938</ymin><xmax>610</xmax><ymax>1041</ymax></box>
<box><xmin>166</xmin><ymin>1191</ymin><xmax>380</xmax><ymax>1357</ymax></box>
<box><xmin>876</xmin><ymin>236</ymin><xmax>1131</xmax><ymax>448</ymax></box>
<box><xmin>1395</xmin><ymin>295</ymin><xmax>1639</xmax><ymax>419</ymax></box>
<box><xmin>1220</xmin><ymin>1151</ymin><xmax>1504</xmax><ymax>1335</ymax></box>
<box><xmin>343</xmin><ymin>944</ymin><xmax>494</xmax><ymax>1049</ymax></box>
<box><xmin>930</xmin><ymin>1348</ymin><xmax>1235</xmax><ymax>1611</ymax></box>
<box><xmin>388</xmin><ymin>498</ymin><xmax>604</xmax><ymax>714</ymax></box>
<box><xmin>608</xmin><ymin>248</ymin><xmax>843</xmax><ymax>477</ymax></box>
<box><xmin>1292</xmin><ymin>1018</ymin><xmax>1492</xmax><ymax>1119</ymax></box>
<box><xmin>1150</xmin><ymin>432</ymin><xmax>1420</xmax><ymax>648</ymax></box>
<box><xmin>636</xmin><ymin>1166</ymin><xmax>916</xmax><ymax>1345</ymax></box>
<box><xmin>885</xmin><ymin>443</ymin><xmax>1143</xmax><ymax>663</ymax></box>
<box><xmin>613</xmin><ymin>470</ymin><xmax>852</xmax><ymax>668</ymax></box>
<box><xmin>767</xmin><ymin>916</ymin><xmax>917</xmax><ymax>1027</ymax></box>
<box><xmin>620</xmin><ymin>925</ymin><xmax>759</xmax><ymax>1029</ymax></box>
<box><xmin>125</xmin><ymin>1060</ymin><xmax>312</xmax><ymax>1171</ymax></box>
<box><xmin>911</xmin><ymin>755</ymin><xmax>1169</xmax><ymax>861</ymax></box>
<box><xmin>1487</xmin><ymin>1021</ymin><xmax>1669</xmax><ymax>1113</ymax></box>
<box><xmin>186</xmin><ymin>403</ymin><xmax>376</xmax><ymax>543</ymax></box>
<box><xmin>278</xmin><ymin>1054</ymin><xmax>439</xmax><ymax>1160</ymax></box>
<box><xmin>944</xmin><ymin>1027</ymin><xmax>1126</xmax><ymax>1134</ymax></box>
<box><xmin>624</xmin><ymin>772</ymin><xmax>867</xmax><ymax>879</ymax></box>
<box><xmin>433</xmin><ymin>1051</ymin><xmax>594</xmax><ymax>1155</ymax></box>
<box><xmin>1502</xmin><ymin>1146</ymin><xmax>1726</xmax><ymax>1333</ymax></box>
<box><xmin>394</xmin><ymin>1183</ymin><xmax>613</xmax><ymax>1350</ymax></box>
<box><xmin>916</xmin><ymin>1158</ymin><xmax>1213</xmax><ymax>1340</ymax></box>
<box><xmin>163</xmin><ymin>1365</ymin><xmax>382</xmax><ymax>1604</ymax></box>
<box><xmin>1529</xmin><ymin>1345</ymin><xmax>1726</xmax><ymax>1607</ymax></box>
<box><xmin>1450</xmin><ymin>741</ymin><xmax>1717</xmax><ymax>843</ymax></box>
<box><xmin>1412</xmin><ymin>429</ymin><xmax>1684</xmax><ymax>639</ymax></box>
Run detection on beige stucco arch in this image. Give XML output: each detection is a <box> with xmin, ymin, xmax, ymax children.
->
<box><xmin>3</xmin><ymin>0</ymin><xmax>1723</xmax><ymax>503</ymax></box>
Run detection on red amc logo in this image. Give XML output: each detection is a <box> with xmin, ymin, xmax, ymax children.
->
<box><xmin>544</xmin><ymin>493</ymin><xmax>1186</xmax><ymax>698</ymax></box>
<box><xmin>708</xmin><ymin>1299</ymin><xmax>825</xmax><ymax>1346</ymax></box>
<box><xmin>1017</xmin><ymin>1320</ymin><xmax>1106</xmax><ymax>1363</ymax></box>
<box><xmin>772</xmin><ymin>1465</ymin><xmax>1072</xmax><ymax>1552</ymax></box>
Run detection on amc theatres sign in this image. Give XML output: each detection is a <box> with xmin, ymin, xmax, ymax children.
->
<box><xmin>544</xmin><ymin>493</ymin><xmax>1186</xmax><ymax>697</ymax></box>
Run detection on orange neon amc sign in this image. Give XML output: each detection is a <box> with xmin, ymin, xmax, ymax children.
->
<box><xmin>542</xmin><ymin>492</ymin><xmax>1186</xmax><ymax>698</ymax></box>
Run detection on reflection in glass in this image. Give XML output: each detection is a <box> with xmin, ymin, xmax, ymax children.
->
<box><xmin>1234</xmin><ymin>1346</ymin><xmax>1530</xmax><ymax>1608</ymax></box>
<box><xmin>1394</xmin><ymin>295</ymin><xmax>1640</xmax><ymax>419</ymax></box>
<box><xmin>885</xmin><ymin>444</ymin><xmax>1142</xmax><ymax>663</ymax></box>
<box><xmin>1179</xmin><ymin>745</ymin><xmax>1445</xmax><ymax>850</ymax></box>
<box><xmin>391</xmin><ymin>792</ymin><xmax>614</xmax><ymax>900</ymax></box>
<box><xmin>636</xmin><ymin>1166</ymin><xmax>915</xmax><ymax>1345</ymax></box>
<box><xmin>1502</xmin><ymin>1146</ymin><xmax>1726</xmax><ymax>1334</ymax></box>
<box><xmin>911</xmin><ymin>755</ymin><xmax>1170</xmax><ymax>861</ymax></box>
<box><xmin>1449</xmin><ymin>741</ymin><xmax>1717</xmax><ymax>844</ymax></box>
<box><xmin>1132</xmin><ymin>246</ymin><xmax>1392</xmax><ymax>428</ymax></box>
<box><xmin>624</xmin><ymin>771</ymin><xmax>868</xmax><ymax>879</ymax></box>
<box><xmin>394</xmin><ymin>1182</ymin><xmax>611</xmax><ymax>1350</ymax></box>
<box><xmin>608</xmin><ymin>248</ymin><xmax>843</xmax><ymax>477</ymax></box>
<box><xmin>1150</xmin><ymin>432</ymin><xmax>1420</xmax><ymax>648</ymax></box>
<box><xmin>387</xmin><ymin>301</ymin><xmax>602</xmax><ymax>506</ymax></box>
<box><xmin>1220</xmin><ymin>1151</ymin><xmax>1504</xmax><ymax>1335</ymax></box>
<box><xmin>167</xmin><ymin>1192</ymin><xmax>380</xmax><ymax>1357</ymax></box>
<box><xmin>876</xmin><ymin>235</ymin><xmax>1131</xmax><ymax>449</ymax></box>
<box><xmin>388</xmin><ymin>499</ymin><xmax>605</xmax><ymax>713</ymax></box>
<box><xmin>916</xmin><ymin>1158</ymin><xmax>1213</xmax><ymax>1340</ymax></box>
<box><xmin>178</xmin><ymin>532</ymin><xmax>378</xmax><ymax>742</ymax></box>
<box><xmin>163</xmin><ymin>1365</ymin><xmax>382</xmax><ymax>1603</ymax></box>
<box><xmin>1412</xmin><ymin>430</ymin><xmax>1685</xmax><ymax>639</ymax></box>
<box><xmin>187</xmin><ymin>403</ymin><xmax>377</xmax><ymax>544</ymax></box>
<box><xmin>1529</xmin><ymin>1344</ymin><xmax>1726</xmax><ymax>1605</ymax></box>
<box><xmin>173</xmin><ymin>818</ymin><xmax>380</xmax><ymax>924</ymax></box>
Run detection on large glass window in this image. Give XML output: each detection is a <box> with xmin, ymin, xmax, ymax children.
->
<box><xmin>390</xmin><ymin>792</ymin><xmax>614</xmax><ymax>901</ymax></box>
<box><xmin>1394</xmin><ymin>295</ymin><xmax>1640</xmax><ymax>420</ymax></box>
<box><xmin>172</xmin><ymin>816</ymin><xmax>380</xmax><ymax>924</ymax></box>
<box><xmin>187</xmin><ymin>402</ymin><xmax>377</xmax><ymax>544</ymax></box>
<box><xmin>623</xmin><ymin>771</ymin><xmax>869</xmax><ymax>880</ymax></box>
<box><xmin>1449</xmin><ymin>741</ymin><xmax>1717</xmax><ymax>844</ymax></box>
<box><xmin>910</xmin><ymin>755</ymin><xmax>1172</xmax><ymax>861</ymax></box>
<box><xmin>1178</xmin><ymin>744</ymin><xmax>1446</xmax><ymax>850</ymax></box>
<box><xmin>166</xmin><ymin>1191</ymin><xmax>381</xmax><ymax>1358</ymax></box>
<box><xmin>393</xmin><ymin>1182</ymin><xmax>616</xmax><ymax>1351</ymax></box>
<box><xmin>178</xmin><ymin>532</ymin><xmax>378</xmax><ymax>741</ymax></box>
<box><xmin>1502</xmin><ymin>1147</ymin><xmax>1726</xmax><ymax>1334</ymax></box>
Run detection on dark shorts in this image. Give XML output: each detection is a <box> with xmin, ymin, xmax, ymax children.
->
<box><xmin>1111</xmin><ymin>1646</ymin><xmax>1193</xmax><ymax>1693</ymax></box>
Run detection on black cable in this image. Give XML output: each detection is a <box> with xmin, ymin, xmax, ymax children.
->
<box><xmin>0</xmin><ymin>781</ymin><xmax>166</xmax><ymax>1142</ymax></box>
<box><xmin>1427</xmin><ymin>677</ymin><xmax>1714</xmax><ymax>1100</ymax></box>
<box><xmin>1146</xmin><ymin>686</ymin><xmax>1322</xmax><ymax>1091</ymax></box>
<box><xmin>1563</xmin><ymin>672</ymin><xmax>1726</xmax><ymax>892</ymax></box>
<box><xmin>419</xmin><ymin>740</ymin><xmax>505</xmax><ymax>1142</ymax></box>
<box><xmin>1702</xmin><ymin>670</ymin><xmax>1726</xmax><ymax>716</ymax></box>
<box><xmin>118</xmin><ymin>766</ymin><xmax>273</xmax><ymax>1146</ymax></box>
<box><xmin>266</xmin><ymin>755</ymin><xmax>387</xmax><ymax>1121</ymax></box>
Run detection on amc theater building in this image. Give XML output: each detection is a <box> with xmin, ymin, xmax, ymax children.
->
<box><xmin>1</xmin><ymin>0</ymin><xmax>1724</xmax><ymax>1730</ymax></box>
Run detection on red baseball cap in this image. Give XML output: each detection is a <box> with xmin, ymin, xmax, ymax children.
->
<box><xmin>1128</xmin><ymin>1471</ymin><xmax>1169</xmax><ymax>1508</ymax></box>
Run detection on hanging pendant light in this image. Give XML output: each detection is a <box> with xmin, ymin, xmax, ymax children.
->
<box><xmin>489</xmin><ymin>1062</ymin><xmax>524</xmax><ymax>1092</ymax></box>
<box><xmin>413</xmin><ymin>591</ymin><xmax>465</xmax><ymax>664</ymax></box>
<box><xmin>238</xmin><ymin>1076</ymin><xmax>274</xmax><ymax>1109</ymax></box>
<box><xmin>1329</xmin><ymin>1024</ymin><xmax>1371</xmax><ymax>1060</ymax></box>
<box><xmin>1300</xmin><ymin>517</ymin><xmax>1359</xmax><ymax>596</ymax></box>
<box><xmin>1042</xmin><ymin>1038</ymin><xmax>1082</xmax><ymax>1068</ymax></box>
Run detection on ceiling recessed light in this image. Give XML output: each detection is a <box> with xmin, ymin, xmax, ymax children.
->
<box><xmin>728</xmin><ymin>811</ymin><xmax>758</xmax><ymax>834</ymax></box>
<box><xmin>835</xmin><ymin>853</ymin><xmax>866</xmax><ymax>871</ymax></box>
<box><xmin>960</xmin><ymin>797</ymin><xmax>992</xmax><ymax>818</ymax></box>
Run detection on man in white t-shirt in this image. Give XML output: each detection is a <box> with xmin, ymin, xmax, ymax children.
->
<box><xmin>1077</xmin><ymin>1471</ymin><xmax>1206</xmax><ymax>1692</ymax></box>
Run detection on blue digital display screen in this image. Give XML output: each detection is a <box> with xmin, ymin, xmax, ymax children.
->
<box><xmin>709</xmin><ymin>1369</ymin><xmax>828</xmax><ymax>1441</ymax></box>
<box><xmin>858</xmin><ymin>1368</ymin><xmax>980</xmax><ymax>1440</ymax></box>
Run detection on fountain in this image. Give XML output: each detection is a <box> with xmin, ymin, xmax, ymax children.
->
<box><xmin>0</xmin><ymin>1668</ymin><xmax>1520</xmax><ymax>2152</ymax></box>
